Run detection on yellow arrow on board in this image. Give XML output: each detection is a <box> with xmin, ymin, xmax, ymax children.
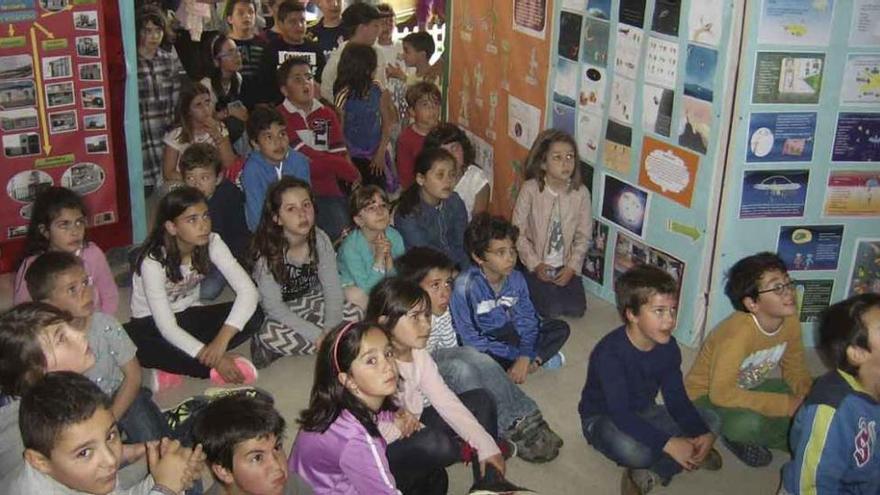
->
<box><xmin>32</xmin><ymin>22</ymin><xmax>53</xmax><ymax>39</ymax></box>
<box><xmin>41</xmin><ymin>4</ymin><xmax>72</xmax><ymax>18</ymax></box>
<box><xmin>30</xmin><ymin>27</ymin><xmax>51</xmax><ymax>155</ymax></box>
<box><xmin>8</xmin><ymin>24</ymin><xmax>14</xmax><ymax>37</ymax></box>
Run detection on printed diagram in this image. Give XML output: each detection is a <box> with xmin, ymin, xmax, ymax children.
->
<box><xmin>752</xmin><ymin>174</ymin><xmax>803</xmax><ymax>199</ymax></box>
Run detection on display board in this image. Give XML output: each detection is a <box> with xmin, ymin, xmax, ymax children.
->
<box><xmin>0</xmin><ymin>0</ymin><xmax>122</xmax><ymax>263</ymax></box>
<box><xmin>708</xmin><ymin>0</ymin><xmax>880</xmax><ymax>345</ymax></box>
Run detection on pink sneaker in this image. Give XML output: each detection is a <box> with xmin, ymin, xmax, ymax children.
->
<box><xmin>148</xmin><ymin>369</ymin><xmax>184</xmax><ymax>393</ymax></box>
<box><xmin>209</xmin><ymin>356</ymin><xmax>258</xmax><ymax>385</ymax></box>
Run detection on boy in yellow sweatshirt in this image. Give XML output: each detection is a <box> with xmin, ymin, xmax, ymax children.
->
<box><xmin>686</xmin><ymin>252</ymin><xmax>812</xmax><ymax>468</ymax></box>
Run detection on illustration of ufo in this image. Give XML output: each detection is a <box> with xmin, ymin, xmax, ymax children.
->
<box><xmin>754</xmin><ymin>175</ymin><xmax>802</xmax><ymax>196</ymax></box>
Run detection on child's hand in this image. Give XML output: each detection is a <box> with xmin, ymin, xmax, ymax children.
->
<box><xmin>214</xmin><ymin>354</ymin><xmax>245</xmax><ymax>383</ymax></box>
<box><xmin>197</xmin><ymin>326</ymin><xmax>236</xmax><ymax>367</ymax></box>
<box><xmin>688</xmin><ymin>432</ymin><xmax>716</xmax><ymax>464</ymax></box>
<box><xmin>480</xmin><ymin>453</ymin><xmax>506</xmax><ymax>477</ymax></box>
<box><xmin>507</xmin><ymin>356</ymin><xmax>531</xmax><ymax>384</ymax></box>
<box><xmin>146</xmin><ymin>439</ymin><xmax>191</xmax><ymax>494</ymax></box>
<box><xmin>553</xmin><ymin>267</ymin><xmax>575</xmax><ymax>287</ymax></box>
<box><xmin>533</xmin><ymin>263</ymin><xmax>554</xmax><ymax>283</ymax></box>
<box><xmin>393</xmin><ymin>410</ymin><xmax>422</xmax><ymax>438</ymax></box>
<box><xmin>182</xmin><ymin>444</ymin><xmax>206</xmax><ymax>490</ymax></box>
<box><xmin>663</xmin><ymin>437</ymin><xmax>697</xmax><ymax>470</ymax></box>
<box><xmin>228</xmin><ymin>104</ymin><xmax>248</xmax><ymax>122</ymax></box>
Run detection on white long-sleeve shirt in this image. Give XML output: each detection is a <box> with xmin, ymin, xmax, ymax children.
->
<box><xmin>130</xmin><ymin>233</ymin><xmax>258</xmax><ymax>357</ymax></box>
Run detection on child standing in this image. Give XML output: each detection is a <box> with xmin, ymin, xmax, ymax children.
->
<box><xmin>276</xmin><ymin>56</ymin><xmax>360</xmax><ymax>241</ymax></box>
<box><xmin>241</xmin><ymin>105</ymin><xmax>311</xmax><ymax>231</ymax></box>
<box><xmin>338</xmin><ymin>186</ymin><xmax>405</xmax><ymax>309</ymax></box>
<box><xmin>225</xmin><ymin>0</ymin><xmax>267</xmax><ymax>97</ymax></box>
<box><xmin>125</xmin><ymin>187</ymin><xmax>262</xmax><ymax>385</ymax></box>
<box><xmin>334</xmin><ymin>43</ymin><xmax>397</xmax><ymax>190</ymax></box>
<box><xmin>395</xmin><ymin>247</ymin><xmax>563</xmax><ymax>463</ymax></box>
<box><xmin>398</xmin><ymin>31</ymin><xmax>440</xmax><ymax>87</ymax></box>
<box><xmin>309</xmin><ymin>0</ymin><xmax>345</xmax><ymax>64</ymax></box>
<box><xmin>320</xmin><ymin>3</ymin><xmax>392</xmax><ymax>102</ymax></box>
<box><xmin>781</xmin><ymin>293</ymin><xmax>880</xmax><ymax>494</ymax></box>
<box><xmin>451</xmin><ymin>214</ymin><xmax>571</xmax><ymax>383</ymax></box>
<box><xmin>13</xmin><ymin>187</ymin><xmax>118</xmax><ymax>315</ymax></box>
<box><xmin>180</xmin><ymin>144</ymin><xmax>250</xmax><ymax>301</ymax></box>
<box><xmin>162</xmin><ymin>84</ymin><xmax>236</xmax><ymax>184</ymax></box>
<box><xmin>259</xmin><ymin>1</ymin><xmax>326</xmax><ymax>105</ymax></box>
<box><xmin>395</xmin><ymin>82</ymin><xmax>440</xmax><ymax>190</ymax></box>
<box><xmin>290</xmin><ymin>322</ymin><xmax>417</xmax><ymax>494</ymax></box>
<box><xmin>394</xmin><ymin>148</ymin><xmax>469</xmax><ymax>269</ymax></box>
<box><xmin>249</xmin><ymin>178</ymin><xmax>362</xmax><ymax>368</ymax></box>
<box><xmin>686</xmin><ymin>252</ymin><xmax>812</xmax><ymax>467</ymax></box>
<box><xmin>579</xmin><ymin>265</ymin><xmax>722</xmax><ymax>494</ymax></box>
<box><xmin>512</xmin><ymin>129</ymin><xmax>591</xmax><ymax>319</ymax></box>
<box><xmin>201</xmin><ymin>34</ymin><xmax>248</xmax><ymax>151</ymax></box>
<box><xmin>423</xmin><ymin>123</ymin><xmax>490</xmax><ymax>220</ymax></box>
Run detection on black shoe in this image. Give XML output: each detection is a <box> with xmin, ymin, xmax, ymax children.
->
<box><xmin>469</xmin><ymin>464</ymin><xmax>532</xmax><ymax>494</ymax></box>
<box><xmin>250</xmin><ymin>335</ymin><xmax>282</xmax><ymax>369</ymax></box>
<box><xmin>722</xmin><ymin>437</ymin><xmax>772</xmax><ymax>467</ymax></box>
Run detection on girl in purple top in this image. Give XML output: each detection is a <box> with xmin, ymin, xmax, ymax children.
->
<box><xmin>14</xmin><ymin>187</ymin><xmax>119</xmax><ymax>315</ymax></box>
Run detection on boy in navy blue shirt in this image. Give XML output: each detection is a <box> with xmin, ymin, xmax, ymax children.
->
<box><xmin>579</xmin><ymin>265</ymin><xmax>721</xmax><ymax>494</ymax></box>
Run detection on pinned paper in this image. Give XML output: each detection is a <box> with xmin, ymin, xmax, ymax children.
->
<box><xmin>638</xmin><ymin>137</ymin><xmax>699</xmax><ymax>207</ymax></box>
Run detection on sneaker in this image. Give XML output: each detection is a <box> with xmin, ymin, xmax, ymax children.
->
<box><xmin>147</xmin><ymin>369</ymin><xmax>184</xmax><ymax>393</ymax></box>
<box><xmin>163</xmin><ymin>395</ymin><xmax>210</xmax><ymax>435</ymax></box>
<box><xmin>209</xmin><ymin>356</ymin><xmax>258</xmax><ymax>385</ymax></box>
<box><xmin>536</xmin><ymin>418</ymin><xmax>564</xmax><ymax>450</ymax></box>
<box><xmin>700</xmin><ymin>448</ymin><xmax>723</xmax><ymax>471</ymax></box>
<box><xmin>722</xmin><ymin>437</ymin><xmax>772</xmax><ymax>467</ymax></box>
<box><xmin>250</xmin><ymin>335</ymin><xmax>282</xmax><ymax>369</ymax></box>
<box><xmin>469</xmin><ymin>464</ymin><xmax>532</xmax><ymax>494</ymax></box>
<box><xmin>203</xmin><ymin>386</ymin><xmax>274</xmax><ymax>405</ymax></box>
<box><xmin>620</xmin><ymin>468</ymin><xmax>658</xmax><ymax>495</ymax></box>
<box><xmin>541</xmin><ymin>352</ymin><xmax>566</xmax><ymax>370</ymax></box>
<box><xmin>505</xmin><ymin>412</ymin><xmax>559</xmax><ymax>463</ymax></box>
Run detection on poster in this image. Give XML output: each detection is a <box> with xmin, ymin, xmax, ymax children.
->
<box><xmin>850</xmin><ymin>0</ymin><xmax>880</xmax><ymax>46</ymax></box>
<box><xmin>613</xmin><ymin>232</ymin><xmax>686</xmax><ymax>289</ymax></box>
<box><xmin>0</xmin><ymin>0</ymin><xmax>119</xmax><ymax>242</ymax></box>
<box><xmin>604</xmin><ymin>120</ymin><xmax>632</xmax><ymax>173</ymax></box>
<box><xmin>601</xmin><ymin>173</ymin><xmax>651</xmax><ymax>238</ymax></box>
<box><xmin>619</xmin><ymin>0</ymin><xmax>647</xmax><ymax>28</ymax></box>
<box><xmin>794</xmin><ymin>280</ymin><xmax>834</xmax><ymax>323</ymax></box>
<box><xmin>831</xmin><ymin>112</ymin><xmax>880</xmax><ymax>162</ymax></box>
<box><xmin>582</xmin><ymin>17</ymin><xmax>610</xmax><ymax>67</ymax></box>
<box><xmin>558</xmin><ymin>10</ymin><xmax>583</xmax><ymax>62</ymax></box>
<box><xmin>587</xmin><ymin>0</ymin><xmax>612</xmax><ymax>20</ymax></box>
<box><xmin>643</xmin><ymin>84</ymin><xmax>674</xmax><ymax>137</ymax></box>
<box><xmin>758</xmin><ymin>0</ymin><xmax>835</xmax><ymax>46</ymax></box>
<box><xmin>777</xmin><ymin>224</ymin><xmax>844</xmax><ymax>271</ymax></box>
<box><xmin>687</xmin><ymin>0</ymin><xmax>723</xmax><ymax>46</ymax></box>
<box><xmin>614</xmin><ymin>26</ymin><xmax>643</xmax><ymax>80</ymax></box>
<box><xmin>514</xmin><ymin>0</ymin><xmax>547</xmax><ymax>39</ymax></box>
<box><xmin>609</xmin><ymin>75</ymin><xmax>635</xmax><ymax>124</ymax></box>
<box><xmin>638</xmin><ymin>137</ymin><xmax>700</xmax><ymax>208</ymax></box>
<box><xmin>553</xmin><ymin>58</ymin><xmax>578</xmax><ymax>107</ymax></box>
<box><xmin>576</xmin><ymin>111</ymin><xmax>602</xmax><ymax>163</ymax></box>
<box><xmin>752</xmin><ymin>52</ymin><xmax>825</xmax><ymax>105</ymax></box>
<box><xmin>678</xmin><ymin>96</ymin><xmax>712</xmax><ymax>154</ymax></box>
<box><xmin>840</xmin><ymin>54</ymin><xmax>880</xmax><ymax>104</ymax></box>
<box><xmin>552</xmin><ymin>102</ymin><xmax>576</xmax><ymax>136</ymax></box>
<box><xmin>822</xmin><ymin>170</ymin><xmax>880</xmax><ymax>217</ymax></box>
<box><xmin>746</xmin><ymin>112</ymin><xmax>816</xmax><ymax>163</ymax></box>
<box><xmin>508</xmin><ymin>94</ymin><xmax>542</xmax><ymax>149</ymax></box>
<box><xmin>645</xmin><ymin>36</ymin><xmax>679</xmax><ymax>89</ymax></box>
<box><xmin>651</xmin><ymin>0</ymin><xmax>681</xmax><ymax>37</ymax></box>
<box><xmin>846</xmin><ymin>238</ymin><xmax>880</xmax><ymax>296</ymax></box>
<box><xmin>739</xmin><ymin>169</ymin><xmax>809</xmax><ymax>219</ymax></box>
<box><xmin>578</xmin><ymin>65</ymin><xmax>607</xmax><ymax>115</ymax></box>
<box><xmin>582</xmin><ymin>220</ymin><xmax>609</xmax><ymax>284</ymax></box>
<box><xmin>684</xmin><ymin>44</ymin><xmax>717</xmax><ymax>102</ymax></box>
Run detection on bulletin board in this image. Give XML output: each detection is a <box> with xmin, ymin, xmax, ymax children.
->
<box><xmin>707</xmin><ymin>0</ymin><xmax>880</xmax><ymax>345</ymax></box>
<box><xmin>0</xmin><ymin>0</ymin><xmax>129</xmax><ymax>271</ymax></box>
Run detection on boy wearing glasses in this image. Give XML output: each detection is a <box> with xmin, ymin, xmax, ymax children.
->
<box><xmin>24</xmin><ymin>252</ymin><xmax>172</xmax><ymax>444</ymax></box>
<box><xmin>686</xmin><ymin>252</ymin><xmax>812</xmax><ymax>468</ymax></box>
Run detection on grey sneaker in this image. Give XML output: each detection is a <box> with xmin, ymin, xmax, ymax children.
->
<box><xmin>505</xmin><ymin>413</ymin><xmax>560</xmax><ymax>463</ymax></box>
<box><xmin>620</xmin><ymin>468</ymin><xmax>659</xmax><ymax>495</ymax></box>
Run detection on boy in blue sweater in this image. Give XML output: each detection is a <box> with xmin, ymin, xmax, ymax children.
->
<box><xmin>450</xmin><ymin>213</ymin><xmax>570</xmax><ymax>385</ymax></box>
<box><xmin>579</xmin><ymin>265</ymin><xmax>721</xmax><ymax>495</ymax></box>
<box><xmin>241</xmin><ymin>104</ymin><xmax>310</xmax><ymax>231</ymax></box>
<box><xmin>781</xmin><ymin>293</ymin><xmax>880</xmax><ymax>494</ymax></box>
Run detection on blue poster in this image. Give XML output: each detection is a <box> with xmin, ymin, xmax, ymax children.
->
<box><xmin>746</xmin><ymin>112</ymin><xmax>816</xmax><ymax>162</ymax></box>
<box><xmin>601</xmin><ymin>174</ymin><xmax>650</xmax><ymax>238</ymax></box>
<box><xmin>740</xmin><ymin>170</ymin><xmax>809</xmax><ymax>218</ymax></box>
<box><xmin>587</xmin><ymin>0</ymin><xmax>612</xmax><ymax>20</ymax></box>
<box><xmin>831</xmin><ymin>112</ymin><xmax>880</xmax><ymax>162</ymax></box>
<box><xmin>777</xmin><ymin>225</ymin><xmax>844</xmax><ymax>271</ymax></box>
<box><xmin>0</xmin><ymin>0</ymin><xmax>36</xmax><ymax>23</ymax></box>
<box><xmin>551</xmin><ymin>102</ymin><xmax>576</xmax><ymax>137</ymax></box>
<box><xmin>684</xmin><ymin>44</ymin><xmax>718</xmax><ymax>102</ymax></box>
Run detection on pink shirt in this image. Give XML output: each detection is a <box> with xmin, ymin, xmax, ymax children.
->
<box><xmin>13</xmin><ymin>242</ymin><xmax>118</xmax><ymax>315</ymax></box>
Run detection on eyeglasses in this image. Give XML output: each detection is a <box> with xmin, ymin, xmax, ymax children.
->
<box><xmin>361</xmin><ymin>202</ymin><xmax>389</xmax><ymax>215</ymax></box>
<box><xmin>756</xmin><ymin>280</ymin><xmax>796</xmax><ymax>296</ymax></box>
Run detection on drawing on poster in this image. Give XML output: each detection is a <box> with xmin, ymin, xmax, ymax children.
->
<box><xmin>62</xmin><ymin>162</ymin><xmax>105</xmax><ymax>196</ymax></box>
<box><xmin>609</xmin><ymin>76</ymin><xmax>635</xmax><ymax>125</ymax></box>
<box><xmin>579</xmin><ymin>66</ymin><xmax>606</xmax><ymax>115</ymax></box>
<box><xmin>602</xmin><ymin>174</ymin><xmax>650</xmax><ymax>238</ymax></box>
<box><xmin>847</xmin><ymin>238</ymin><xmax>880</xmax><ymax>297</ymax></box>
<box><xmin>6</xmin><ymin>169</ymin><xmax>52</xmax><ymax>203</ymax></box>
<box><xmin>75</xmin><ymin>35</ymin><xmax>100</xmax><ymax>58</ymax></box>
<box><xmin>823</xmin><ymin>170</ymin><xmax>880</xmax><ymax>217</ymax></box>
<box><xmin>652</xmin><ymin>0</ymin><xmax>680</xmax><ymax>37</ymax></box>
<box><xmin>558</xmin><ymin>11</ymin><xmax>583</xmax><ymax>62</ymax></box>
<box><xmin>81</xmin><ymin>87</ymin><xmax>105</xmax><ymax>110</ymax></box>
<box><xmin>553</xmin><ymin>58</ymin><xmax>578</xmax><ymax>107</ymax></box>
<box><xmin>48</xmin><ymin>109</ymin><xmax>77</xmax><ymax>134</ymax></box>
<box><xmin>840</xmin><ymin>54</ymin><xmax>880</xmax><ymax>104</ymax></box>
<box><xmin>465</xmin><ymin>129</ymin><xmax>494</xmax><ymax>193</ymax></box>
<box><xmin>831</xmin><ymin>112</ymin><xmax>880</xmax><ymax>162</ymax></box>
<box><xmin>645</xmin><ymin>36</ymin><xmax>679</xmax><ymax>89</ymax></box>
<box><xmin>587</xmin><ymin>0</ymin><xmax>611</xmax><ymax>20</ymax></box>
<box><xmin>688</xmin><ymin>0</ymin><xmax>722</xmax><ymax>46</ymax></box>
<box><xmin>582</xmin><ymin>17</ymin><xmax>610</xmax><ymax>67</ymax></box>
<box><xmin>39</xmin><ymin>0</ymin><xmax>69</xmax><ymax>12</ymax></box>
<box><xmin>582</xmin><ymin>220</ymin><xmax>609</xmax><ymax>284</ymax></box>
<box><xmin>552</xmin><ymin>102</ymin><xmax>576</xmax><ymax>137</ymax></box>
<box><xmin>73</xmin><ymin>10</ymin><xmax>98</xmax><ymax>30</ymax></box>
<box><xmin>614</xmin><ymin>26</ymin><xmax>643</xmax><ymax>80</ymax></box>
<box><xmin>0</xmin><ymin>55</ymin><xmax>34</xmax><ymax>82</ymax></box>
<box><xmin>0</xmin><ymin>80</ymin><xmax>36</xmax><ymax>110</ymax></box>
<box><xmin>514</xmin><ymin>0</ymin><xmax>547</xmax><ymax>39</ymax></box>
<box><xmin>508</xmin><ymin>95</ymin><xmax>541</xmax><ymax>149</ymax></box>
<box><xmin>752</xmin><ymin>52</ymin><xmax>824</xmax><ymax>104</ymax></box>
<box><xmin>619</xmin><ymin>0</ymin><xmax>647</xmax><ymax>28</ymax></box>
<box><xmin>613</xmin><ymin>232</ymin><xmax>685</xmax><ymax>290</ymax></box>
<box><xmin>746</xmin><ymin>112</ymin><xmax>816</xmax><ymax>163</ymax></box>
<box><xmin>78</xmin><ymin>63</ymin><xmax>103</xmax><ymax>81</ymax></box>
<box><xmin>604</xmin><ymin>120</ymin><xmax>632</xmax><ymax>174</ymax></box>
<box><xmin>576</xmin><ymin>111</ymin><xmax>602</xmax><ymax>164</ymax></box>
<box><xmin>739</xmin><ymin>169</ymin><xmax>808</xmax><ymax>219</ymax></box>
<box><xmin>683</xmin><ymin>44</ymin><xmax>717</xmax><ymax>102</ymax></box>
<box><xmin>638</xmin><ymin>137</ymin><xmax>699</xmax><ymax>207</ymax></box>
<box><xmin>643</xmin><ymin>85</ymin><xmax>674</xmax><ymax>137</ymax></box>
<box><xmin>2</xmin><ymin>132</ymin><xmax>40</xmax><ymax>158</ymax></box>
<box><xmin>45</xmin><ymin>81</ymin><xmax>74</xmax><ymax>108</ymax></box>
<box><xmin>777</xmin><ymin>224</ymin><xmax>844</xmax><ymax>271</ymax></box>
<box><xmin>678</xmin><ymin>96</ymin><xmax>711</xmax><ymax>155</ymax></box>
<box><xmin>758</xmin><ymin>0</ymin><xmax>835</xmax><ymax>46</ymax></box>
<box><xmin>794</xmin><ymin>280</ymin><xmax>834</xmax><ymax>323</ymax></box>
<box><xmin>0</xmin><ymin>108</ymin><xmax>38</xmax><ymax>132</ymax></box>
<box><xmin>83</xmin><ymin>113</ymin><xmax>106</xmax><ymax>130</ymax></box>
<box><xmin>85</xmin><ymin>134</ymin><xmax>109</xmax><ymax>154</ymax></box>
<box><xmin>850</xmin><ymin>0</ymin><xmax>880</xmax><ymax>46</ymax></box>
<box><xmin>42</xmin><ymin>56</ymin><xmax>72</xmax><ymax>80</ymax></box>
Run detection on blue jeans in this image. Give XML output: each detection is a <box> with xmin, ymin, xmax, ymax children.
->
<box><xmin>117</xmin><ymin>388</ymin><xmax>173</xmax><ymax>443</ymax></box>
<box><xmin>199</xmin><ymin>266</ymin><xmax>227</xmax><ymax>301</ymax></box>
<box><xmin>314</xmin><ymin>195</ymin><xmax>351</xmax><ymax>242</ymax></box>
<box><xmin>582</xmin><ymin>405</ymin><xmax>721</xmax><ymax>481</ymax></box>
<box><xmin>431</xmin><ymin>346</ymin><xmax>539</xmax><ymax>433</ymax></box>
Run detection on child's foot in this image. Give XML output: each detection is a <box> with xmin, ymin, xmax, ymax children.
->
<box><xmin>505</xmin><ymin>412</ymin><xmax>560</xmax><ymax>463</ymax></box>
<box><xmin>541</xmin><ymin>351</ymin><xmax>566</xmax><ymax>370</ymax></box>
<box><xmin>699</xmin><ymin>447</ymin><xmax>723</xmax><ymax>471</ymax></box>
<box><xmin>209</xmin><ymin>356</ymin><xmax>258</xmax><ymax>385</ymax></box>
<box><xmin>147</xmin><ymin>369</ymin><xmax>184</xmax><ymax>393</ymax></box>
<box><xmin>250</xmin><ymin>335</ymin><xmax>283</xmax><ymax>369</ymax></box>
<box><xmin>163</xmin><ymin>395</ymin><xmax>211</xmax><ymax>438</ymax></box>
<box><xmin>469</xmin><ymin>464</ymin><xmax>531</xmax><ymax>494</ymax></box>
<box><xmin>620</xmin><ymin>468</ymin><xmax>659</xmax><ymax>495</ymax></box>
<box><xmin>722</xmin><ymin>437</ymin><xmax>772</xmax><ymax>467</ymax></box>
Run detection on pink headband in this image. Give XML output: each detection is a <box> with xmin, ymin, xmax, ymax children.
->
<box><xmin>332</xmin><ymin>321</ymin><xmax>358</xmax><ymax>374</ymax></box>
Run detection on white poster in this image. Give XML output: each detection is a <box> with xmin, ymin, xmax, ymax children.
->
<box><xmin>841</xmin><ymin>54</ymin><xmax>880</xmax><ymax>104</ymax></box>
<box><xmin>851</xmin><ymin>0</ymin><xmax>880</xmax><ymax>46</ymax></box>
<box><xmin>688</xmin><ymin>0</ymin><xmax>723</xmax><ymax>46</ymax></box>
<box><xmin>508</xmin><ymin>94</ymin><xmax>542</xmax><ymax>149</ymax></box>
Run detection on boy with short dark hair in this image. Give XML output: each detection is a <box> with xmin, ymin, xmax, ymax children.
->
<box><xmin>225</xmin><ymin>0</ymin><xmax>267</xmax><ymax>88</ymax></box>
<box><xmin>580</xmin><ymin>265</ymin><xmax>721</xmax><ymax>495</ymax></box>
<box><xmin>309</xmin><ymin>0</ymin><xmax>344</xmax><ymax>62</ymax></box>
<box><xmin>450</xmin><ymin>214</ymin><xmax>570</xmax><ymax>386</ymax></box>
<box><xmin>193</xmin><ymin>393</ymin><xmax>313</xmax><ymax>494</ymax></box>
<box><xmin>1</xmin><ymin>371</ymin><xmax>201</xmax><ymax>494</ymax></box>
<box><xmin>686</xmin><ymin>252</ymin><xmax>812</xmax><ymax>468</ymax></box>
<box><xmin>400</xmin><ymin>31</ymin><xmax>437</xmax><ymax>86</ymax></box>
<box><xmin>396</xmin><ymin>82</ymin><xmax>440</xmax><ymax>189</ymax></box>
<box><xmin>181</xmin><ymin>143</ymin><xmax>251</xmax><ymax>299</ymax></box>
<box><xmin>258</xmin><ymin>1</ymin><xmax>326</xmax><ymax>105</ymax></box>
<box><xmin>241</xmin><ymin>105</ymin><xmax>311</xmax><ymax>231</ymax></box>
<box><xmin>781</xmin><ymin>293</ymin><xmax>880</xmax><ymax>494</ymax></box>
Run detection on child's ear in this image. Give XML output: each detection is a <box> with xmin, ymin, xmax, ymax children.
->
<box><xmin>415</xmin><ymin>174</ymin><xmax>426</xmax><ymax>187</ymax></box>
<box><xmin>280</xmin><ymin>85</ymin><xmax>290</xmax><ymax>98</ymax></box>
<box><xmin>742</xmin><ymin>296</ymin><xmax>758</xmax><ymax>312</ymax></box>
<box><xmin>469</xmin><ymin>252</ymin><xmax>483</xmax><ymax>266</ymax></box>
<box><xmin>163</xmin><ymin>220</ymin><xmax>178</xmax><ymax>237</ymax></box>
<box><xmin>846</xmin><ymin>344</ymin><xmax>869</xmax><ymax>368</ymax></box>
<box><xmin>24</xmin><ymin>448</ymin><xmax>52</xmax><ymax>475</ymax></box>
<box><xmin>624</xmin><ymin>307</ymin><xmax>639</xmax><ymax>325</ymax></box>
<box><xmin>377</xmin><ymin>315</ymin><xmax>388</xmax><ymax>325</ymax></box>
<box><xmin>337</xmin><ymin>372</ymin><xmax>357</xmax><ymax>393</ymax></box>
<box><xmin>211</xmin><ymin>463</ymin><xmax>236</xmax><ymax>485</ymax></box>
<box><xmin>352</xmin><ymin>214</ymin><xmax>365</xmax><ymax>229</ymax></box>
<box><xmin>37</xmin><ymin>223</ymin><xmax>50</xmax><ymax>238</ymax></box>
